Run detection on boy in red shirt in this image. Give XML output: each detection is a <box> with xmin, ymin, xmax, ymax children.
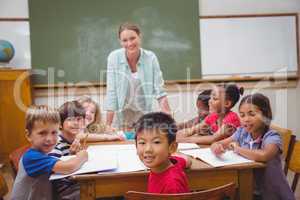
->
<box><xmin>134</xmin><ymin>112</ymin><xmax>191</xmax><ymax>194</ymax></box>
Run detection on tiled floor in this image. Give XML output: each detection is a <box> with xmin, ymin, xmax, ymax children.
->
<box><xmin>1</xmin><ymin>162</ymin><xmax>300</xmax><ymax>199</ymax></box>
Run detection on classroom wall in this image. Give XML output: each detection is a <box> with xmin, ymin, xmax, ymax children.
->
<box><xmin>198</xmin><ymin>0</ymin><xmax>300</xmax><ymax>136</ymax></box>
<box><xmin>1</xmin><ymin>0</ymin><xmax>300</xmax><ymax>136</ymax></box>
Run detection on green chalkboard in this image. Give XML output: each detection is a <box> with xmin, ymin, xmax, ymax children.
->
<box><xmin>29</xmin><ymin>0</ymin><xmax>201</xmax><ymax>85</ymax></box>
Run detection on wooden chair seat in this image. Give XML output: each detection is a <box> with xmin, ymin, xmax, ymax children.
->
<box><xmin>125</xmin><ymin>182</ymin><xmax>235</xmax><ymax>200</ymax></box>
<box><xmin>0</xmin><ymin>171</ymin><xmax>8</xmax><ymax>200</ymax></box>
<box><xmin>9</xmin><ymin>145</ymin><xmax>30</xmax><ymax>178</ymax></box>
<box><xmin>287</xmin><ymin>139</ymin><xmax>300</xmax><ymax>192</ymax></box>
<box><xmin>270</xmin><ymin>124</ymin><xmax>295</xmax><ymax>175</ymax></box>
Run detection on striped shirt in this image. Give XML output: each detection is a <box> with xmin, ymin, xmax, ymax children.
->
<box><xmin>48</xmin><ymin>134</ymin><xmax>71</xmax><ymax>158</ymax></box>
<box><xmin>48</xmin><ymin>133</ymin><xmax>80</xmax><ymax>200</ymax></box>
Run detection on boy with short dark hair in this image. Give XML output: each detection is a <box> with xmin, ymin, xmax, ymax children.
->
<box><xmin>134</xmin><ymin>112</ymin><xmax>191</xmax><ymax>194</ymax></box>
<box><xmin>49</xmin><ymin>101</ymin><xmax>87</xmax><ymax>200</ymax></box>
<box><xmin>11</xmin><ymin>105</ymin><xmax>88</xmax><ymax>200</ymax></box>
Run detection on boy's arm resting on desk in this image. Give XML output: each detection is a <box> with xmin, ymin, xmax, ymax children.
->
<box><xmin>52</xmin><ymin>150</ymin><xmax>88</xmax><ymax>174</ymax></box>
<box><xmin>76</xmin><ymin>133</ymin><xmax>124</xmax><ymax>142</ymax></box>
<box><xmin>172</xmin><ymin>153</ymin><xmax>192</xmax><ymax>168</ymax></box>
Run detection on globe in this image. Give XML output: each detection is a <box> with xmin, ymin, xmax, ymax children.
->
<box><xmin>0</xmin><ymin>40</ymin><xmax>15</xmax><ymax>63</ymax></box>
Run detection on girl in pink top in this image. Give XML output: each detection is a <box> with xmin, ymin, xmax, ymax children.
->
<box><xmin>177</xmin><ymin>83</ymin><xmax>243</xmax><ymax>145</ymax></box>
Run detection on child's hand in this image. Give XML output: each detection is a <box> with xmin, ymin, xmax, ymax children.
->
<box><xmin>199</xmin><ymin>124</ymin><xmax>210</xmax><ymax>135</ymax></box>
<box><xmin>75</xmin><ymin>133</ymin><xmax>85</xmax><ymax>140</ymax></box>
<box><xmin>222</xmin><ymin>125</ymin><xmax>236</xmax><ymax>136</ymax></box>
<box><xmin>70</xmin><ymin>138</ymin><xmax>82</xmax><ymax>154</ymax></box>
<box><xmin>105</xmin><ymin>125</ymin><xmax>116</xmax><ymax>133</ymax></box>
<box><xmin>228</xmin><ymin>142</ymin><xmax>239</xmax><ymax>153</ymax></box>
<box><xmin>116</xmin><ymin>133</ymin><xmax>126</xmax><ymax>141</ymax></box>
<box><xmin>76</xmin><ymin>149</ymin><xmax>88</xmax><ymax>162</ymax></box>
<box><xmin>210</xmin><ymin>142</ymin><xmax>225</xmax><ymax>156</ymax></box>
<box><xmin>107</xmin><ymin>134</ymin><xmax>125</xmax><ymax>141</ymax></box>
<box><xmin>177</xmin><ymin>128</ymin><xmax>194</xmax><ymax>137</ymax></box>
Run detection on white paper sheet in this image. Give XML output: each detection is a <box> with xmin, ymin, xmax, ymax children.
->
<box><xmin>178</xmin><ymin>143</ymin><xmax>200</xmax><ymax>150</ymax></box>
<box><xmin>88</xmin><ymin>143</ymin><xmax>199</xmax><ymax>152</ymax></box>
<box><xmin>50</xmin><ymin>143</ymin><xmax>199</xmax><ymax>180</ymax></box>
<box><xmin>88</xmin><ymin>144</ymin><xmax>135</xmax><ymax>152</ymax></box>
<box><xmin>181</xmin><ymin>148</ymin><xmax>254</xmax><ymax>167</ymax></box>
<box><xmin>114</xmin><ymin>149</ymin><xmax>146</xmax><ymax>172</ymax></box>
<box><xmin>50</xmin><ymin>151</ymin><xmax>118</xmax><ymax>180</ymax></box>
<box><xmin>89</xmin><ymin>146</ymin><xmax>146</xmax><ymax>173</ymax></box>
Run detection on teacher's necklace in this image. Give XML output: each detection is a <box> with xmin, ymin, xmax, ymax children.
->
<box><xmin>127</xmin><ymin>51</ymin><xmax>140</xmax><ymax>73</ymax></box>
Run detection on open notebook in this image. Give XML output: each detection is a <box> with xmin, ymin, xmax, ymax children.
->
<box><xmin>49</xmin><ymin>151</ymin><xmax>118</xmax><ymax>180</ymax></box>
<box><xmin>50</xmin><ymin>145</ymin><xmax>146</xmax><ymax>180</ymax></box>
<box><xmin>50</xmin><ymin>143</ymin><xmax>200</xmax><ymax>180</ymax></box>
<box><xmin>181</xmin><ymin>148</ymin><xmax>254</xmax><ymax>167</ymax></box>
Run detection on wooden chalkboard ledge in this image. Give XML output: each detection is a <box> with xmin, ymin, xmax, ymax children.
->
<box><xmin>33</xmin><ymin>74</ymin><xmax>298</xmax><ymax>89</ymax></box>
<box><xmin>33</xmin><ymin>75</ymin><xmax>298</xmax><ymax>98</ymax></box>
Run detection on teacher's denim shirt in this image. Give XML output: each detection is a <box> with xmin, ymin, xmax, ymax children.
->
<box><xmin>105</xmin><ymin>48</ymin><xmax>167</xmax><ymax>124</ymax></box>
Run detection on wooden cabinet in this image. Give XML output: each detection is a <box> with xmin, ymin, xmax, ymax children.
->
<box><xmin>0</xmin><ymin>69</ymin><xmax>32</xmax><ymax>161</ymax></box>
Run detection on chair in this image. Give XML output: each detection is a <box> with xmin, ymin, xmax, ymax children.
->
<box><xmin>125</xmin><ymin>182</ymin><xmax>235</xmax><ymax>200</ymax></box>
<box><xmin>270</xmin><ymin>124</ymin><xmax>295</xmax><ymax>175</ymax></box>
<box><xmin>0</xmin><ymin>171</ymin><xmax>8</xmax><ymax>200</ymax></box>
<box><xmin>9</xmin><ymin>145</ymin><xmax>30</xmax><ymax>178</ymax></box>
<box><xmin>287</xmin><ymin>139</ymin><xmax>300</xmax><ymax>192</ymax></box>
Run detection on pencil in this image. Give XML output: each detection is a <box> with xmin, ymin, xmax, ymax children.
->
<box><xmin>82</xmin><ymin>132</ymin><xmax>89</xmax><ymax>149</ymax></box>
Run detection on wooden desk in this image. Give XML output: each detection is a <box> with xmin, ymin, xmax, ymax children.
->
<box><xmin>72</xmin><ymin>142</ymin><xmax>264</xmax><ymax>200</ymax></box>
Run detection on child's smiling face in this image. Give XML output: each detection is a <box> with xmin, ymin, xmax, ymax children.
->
<box><xmin>62</xmin><ymin>116</ymin><xmax>84</xmax><ymax>140</ymax></box>
<box><xmin>209</xmin><ymin>87</ymin><xmax>224</xmax><ymax>113</ymax></box>
<box><xmin>209</xmin><ymin>86</ymin><xmax>232</xmax><ymax>114</ymax></box>
<box><xmin>239</xmin><ymin>103</ymin><xmax>265</xmax><ymax>135</ymax></box>
<box><xmin>26</xmin><ymin>121</ymin><xmax>59</xmax><ymax>153</ymax></box>
<box><xmin>136</xmin><ymin>129</ymin><xmax>176</xmax><ymax>173</ymax></box>
<box><xmin>82</xmin><ymin>102</ymin><xmax>96</xmax><ymax>126</ymax></box>
<box><xmin>196</xmin><ymin>99</ymin><xmax>209</xmax><ymax>119</ymax></box>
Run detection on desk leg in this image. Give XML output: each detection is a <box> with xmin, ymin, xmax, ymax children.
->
<box><xmin>80</xmin><ymin>181</ymin><xmax>96</xmax><ymax>200</ymax></box>
<box><xmin>238</xmin><ymin>169</ymin><xmax>253</xmax><ymax>200</ymax></box>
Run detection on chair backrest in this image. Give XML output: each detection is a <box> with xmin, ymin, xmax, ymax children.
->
<box><xmin>287</xmin><ymin>139</ymin><xmax>300</xmax><ymax>192</ymax></box>
<box><xmin>9</xmin><ymin>145</ymin><xmax>30</xmax><ymax>178</ymax></box>
<box><xmin>0</xmin><ymin>171</ymin><xmax>8</xmax><ymax>199</ymax></box>
<box><xmin>270</xmin><ymin>124</ymin><xmax>295</xmax><ymax>174</ymax></box>
<box><xmin>125</xmin><ymin>182</ymin><xmax>235</xmax><ymax>200</ymax></box>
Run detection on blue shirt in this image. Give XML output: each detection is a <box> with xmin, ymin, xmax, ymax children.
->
<box><xmin>232</xmin><ymin>128</ymin><xmax>295</xmax><ymax>200</ymax></box>
<box><xmin>105</xmin><ymin>48</ymin><xmax>167</xmax><ymax>125</ymax></box>
<box><xmin>11</xmin><ymin>148</ymin><xmax>58</xmax><ymax>200</ymax></box>
<box><xmin>23</xmin><ymin>148</ymin><xmax>58</xmax><ymax>177</ymax></box>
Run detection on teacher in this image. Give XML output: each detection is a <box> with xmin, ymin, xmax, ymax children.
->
<box><xmin>105</xmin><ymin>22</ymin><xmax>171</xmax><ymax>129</ymax></box>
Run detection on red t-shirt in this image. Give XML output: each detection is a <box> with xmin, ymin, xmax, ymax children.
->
<box><xmin>204</xmin><ymin>111</ymin><xmax>240</xmax><ymax>133</ymax></box>
<box><xmin>147</xmin><ymin>156</ymin><xmax>189</xmax><ymax>194</ymax></box>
